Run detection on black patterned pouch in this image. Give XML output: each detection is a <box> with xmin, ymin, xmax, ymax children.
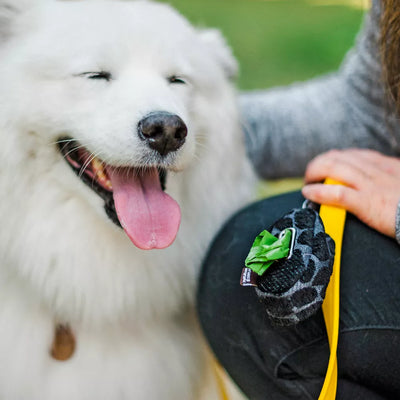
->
<box><xmin>240</xmin><ymin>202</ymin><xmax>335</xmax><ymax>326</ymax></box>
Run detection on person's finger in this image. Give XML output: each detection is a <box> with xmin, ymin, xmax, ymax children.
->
<box><xmin>305</xmin><ymin>149</ymin><xmax>400</xmax><ymax>185</ymax></box>
<box><xmin>341</xmin><ymin>149</ymin><xmax>400</xmax><ymax>177</ymax></box>
<box><xmin>302</xmin><ymin>183</ymin><xmax>365</xmax><ymax>216</ymax></box>
<box><xmin>304</xmin><ymin>153</ymin><xmax>372</xmax><ymax>189</ymax></box>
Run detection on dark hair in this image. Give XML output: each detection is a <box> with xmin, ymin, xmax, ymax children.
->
<box><xmin>381</xmin><ymin>0</ymin><xmax>400</xmax><ymax>113</ymax></box>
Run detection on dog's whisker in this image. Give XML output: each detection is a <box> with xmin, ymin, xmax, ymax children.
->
<box><xmin>89</xmin><ymin>150</ymin><xmax>109</xmax><ymax>188</ymax></box>
<box><xmin>53</xmin><ymin>138</ymin><xmax>79</xmax><ymax>145</ymax></box>
<box><xmin>61</xmin><ymin>144</ymin><xmax>92</xmax><ymax>161</ymax></box>
<box><xmin>194</xmin><ymin>139</ymin><xmax>211</xmax><ymax>150</ymax></box>
<box><xmin>78</xmin><ymin>150</ymin><xmax>103</xmax><ymax>179</ymax></box>
<box><xmin>52</xmin><ymin>138</ymin><xmax>90</xmax><ymax>147</ymax></box>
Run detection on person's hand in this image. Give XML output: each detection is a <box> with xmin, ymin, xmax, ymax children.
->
<box><xmin>302</xmin><ymin>149</ymin><xmax>400</xmax><ymax>238</ymax></box>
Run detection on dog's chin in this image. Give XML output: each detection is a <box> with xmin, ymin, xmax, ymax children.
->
<box><xmin>57</xmin><ymin>137</ymin><xmax>181</xmax><ymax>250</ymax></box>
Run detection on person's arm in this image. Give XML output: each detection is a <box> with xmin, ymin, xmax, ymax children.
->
<box><xmin>241</xmin><ymin>0</ymin><xmax>400</xmax><ymax>179</ymax></box>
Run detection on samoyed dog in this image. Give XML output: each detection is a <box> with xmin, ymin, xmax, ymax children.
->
<box><xmin>0</xmin><ymin>0</ymin><xmax>254</xmax><ymax>399</ymax></box>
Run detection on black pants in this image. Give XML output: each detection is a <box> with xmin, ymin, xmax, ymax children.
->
<box><xmin>197</xmin><ymin>192</ymin><xmax>400</xmax><ymax>400</ymax></box>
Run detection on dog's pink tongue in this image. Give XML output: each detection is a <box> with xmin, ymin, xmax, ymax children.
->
<box><xmin>108</xmin><ymin>167</ymin><xmax>181</xmax><ymax>250</ymax></box>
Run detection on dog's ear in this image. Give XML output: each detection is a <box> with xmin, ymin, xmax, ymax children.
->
<box><xmin>198</xmin><ymin>29</ymin><xmax>238</xmax><ymax>80</ymax></box>
<box><xmin>0</xmin><ymin>0</ymin><xmax>42</xmax><ymax>43</ymax></box>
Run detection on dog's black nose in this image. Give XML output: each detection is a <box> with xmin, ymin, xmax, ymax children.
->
<box><xmin>138</xmin><ymin>112</ymin><xmax>187</xmax><ymax>156</ymax></box>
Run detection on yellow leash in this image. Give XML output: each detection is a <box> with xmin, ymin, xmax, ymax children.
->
<box><xmin>214</xmin><ymin>361</ymin><xmax>230</xmax><ymax>400</ymax></box>
<box><xmin>216</xmin><ymin>178</ymin><xmax>346</xmax><ymax>400</ymax></box>
<box><xmin>318</xmin><ymin>178</ymin><xmax>346</xmax><ymax>400</ymax></box>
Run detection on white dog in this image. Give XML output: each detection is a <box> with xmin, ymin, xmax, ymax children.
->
<box><xmin>0</xmin><ymin>1</ymin><xmax>254</xmax><ymax>399</ymax></box>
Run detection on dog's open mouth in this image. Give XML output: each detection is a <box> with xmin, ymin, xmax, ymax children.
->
<box><xmin>58</xmin><ymin>138</ymin><xmax>181</xmax><ymax>250</ymax></box>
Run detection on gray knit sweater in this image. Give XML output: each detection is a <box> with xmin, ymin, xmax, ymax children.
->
<box><xmin>240</xmin><ymin>0</ymin><xmax>400</xmax><ymax>243</ymax></box>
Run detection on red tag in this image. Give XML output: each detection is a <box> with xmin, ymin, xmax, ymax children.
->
<box><xmin>240</xmin><ymin>268</ymin><xmax>259</xmax><ymax>287</ymax></box>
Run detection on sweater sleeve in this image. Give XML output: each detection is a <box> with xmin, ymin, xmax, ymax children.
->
<box><xmin>241</xmin><ymin>0</ymin><xmax>400</xmax><ymax>179</ymax></box>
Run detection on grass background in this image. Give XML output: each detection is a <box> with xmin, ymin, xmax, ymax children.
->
<box><xmin>159</xmin><ymin>0</ymin><xmax>367</xmax><ymax>194</ymax></box>
<box><xmin>159</xmin><ymin>0</ymin><xmax>365</xmax><ymax>90</ymax></box>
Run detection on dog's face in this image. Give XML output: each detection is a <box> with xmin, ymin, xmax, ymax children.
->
<box><xmin>0</xmin><ymin>0</ymin><xmax>237</xmax><ymax>250</ymax></box>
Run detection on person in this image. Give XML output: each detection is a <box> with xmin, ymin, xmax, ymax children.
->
<box><xmin>197</xmin><ymin>0</ymin><xmax>400</xmax><ymax>399</ymax></box>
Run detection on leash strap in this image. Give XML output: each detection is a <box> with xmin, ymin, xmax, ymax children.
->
<box><xmin>214</xmin><ymin>361</ymin><xmax>230</xmax><ymax>400</ymax></box>
<box><xmin>318</xmin><ymin>178</ymin><xmax>346</xmax><ymax>400</ymax></box>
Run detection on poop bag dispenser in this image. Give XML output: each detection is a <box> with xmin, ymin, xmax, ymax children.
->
<box><xmin>241</xmin><ymin>202</ymin><xmax>335</xmax><ymax>326</ymax></box>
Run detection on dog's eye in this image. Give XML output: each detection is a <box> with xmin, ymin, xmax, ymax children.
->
<box><xmin>168</xmin><ymin>75</ymin><xmax>186</xmax><ymax>85</ymax></box>
<box><xmin>79</xmin><ymin>71</ymin><xmax>112</xmax><ymax>81</ymax></box>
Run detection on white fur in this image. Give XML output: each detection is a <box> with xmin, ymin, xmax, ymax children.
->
<box><xmin>0</xmin><ymin>1</ymin><xmax>255</xmax><ymax>398</ymax></box>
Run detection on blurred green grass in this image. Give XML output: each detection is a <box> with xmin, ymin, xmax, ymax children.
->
<box><xmin>160</xmin><ymin>0</ymin><xmax>364</xmax><ymax>90</ymax></box>
<box><xmin>160</xmin><ymin>0</ymin><xmax>365</xmax><ymax>195</ymax></box>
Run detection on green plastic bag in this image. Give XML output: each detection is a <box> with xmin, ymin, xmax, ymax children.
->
<box><xmin>245</xmin><ymin>229</ymin><xmax>292</xmax><ymax>276</ymax></box>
